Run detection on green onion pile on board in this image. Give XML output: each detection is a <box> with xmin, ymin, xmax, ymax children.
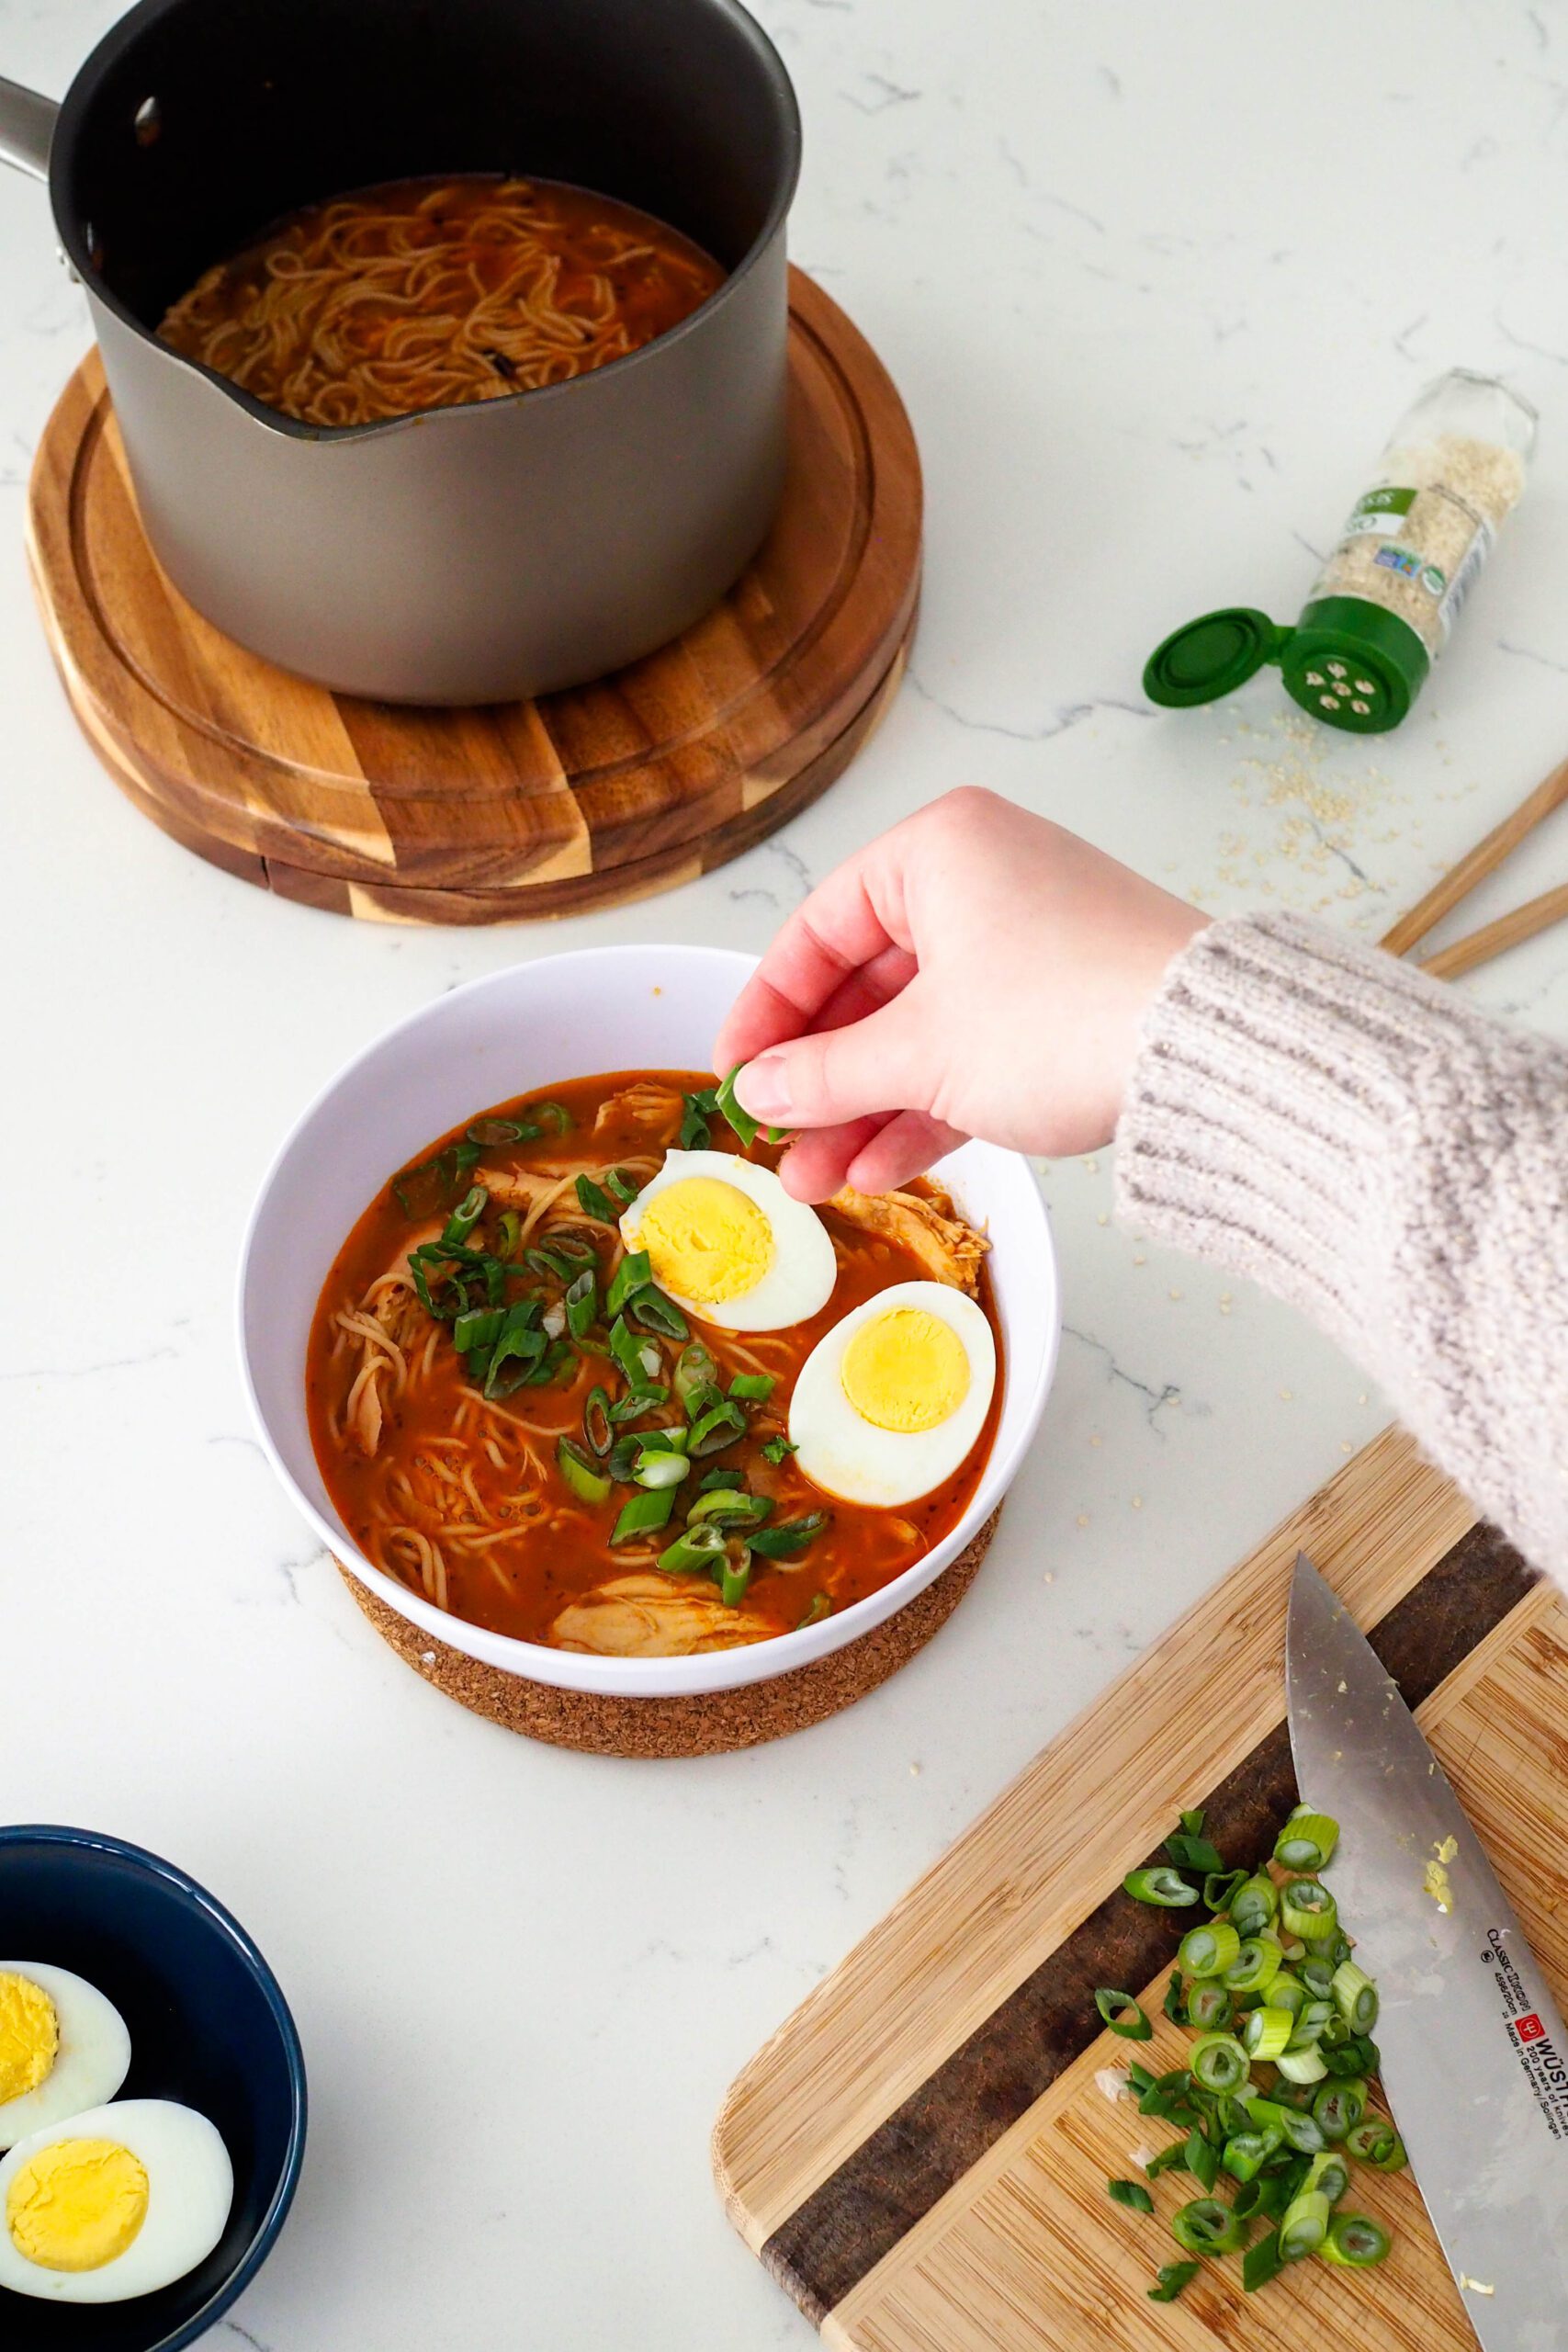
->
<box><xmin>1097</xmin><ymin>1804</ymin><xmax>1405</xmax><ymax>2302</ymax></box>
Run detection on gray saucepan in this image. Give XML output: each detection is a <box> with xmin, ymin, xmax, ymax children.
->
<box><xmin>0</xmin><ymin>0</ymin><xmax>800</xmax><ymax>704</ymax></box>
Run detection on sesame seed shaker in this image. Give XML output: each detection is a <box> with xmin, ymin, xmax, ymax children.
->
<box><xmin>1145</xmin><ymin>369</ymin><xmax>1538</xmax><ymax>733</ymax></box>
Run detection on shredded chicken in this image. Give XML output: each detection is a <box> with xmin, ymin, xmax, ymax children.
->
<box><xmin>827</xmin><ymin>1182</ymin><xmax>989</xmax><ymax>1297</ymax></box>
<box><xmin>592</xmin><ymin>1079</ymin><xmax>685</xmax><ymax>1142</ymax></box>
<box><xmin>477</xmin><ymin>1167</ymin><xmax>568</xmax><ymax>1212</ymax></box>
<box><xmin>550</xmin><ymin>1574</ymin><xmax>776</xmax><ymax>1657</ymax></box>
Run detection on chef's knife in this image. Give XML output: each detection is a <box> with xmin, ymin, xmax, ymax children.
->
<box><xmin>1286</xmin><ymin>1550</ymin><xmax>1568</xmax><ymax>2347</ymax></box>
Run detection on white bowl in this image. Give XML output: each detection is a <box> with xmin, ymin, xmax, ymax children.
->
<box><xmin>238</xmin><ymin>945</ymin><xmax>1059</xmax><ymax>1697</ymax></box>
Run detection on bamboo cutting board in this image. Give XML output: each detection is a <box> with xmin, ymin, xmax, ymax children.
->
<box><xmin>25</xmin><ymin>268</ymin><xmax>919</xmax><ymax>922</ymax></box>
<box><xmin>714</xmin><ymin>1427</ymin><xmax>1566</xmax><ymax>2348</ymax></box>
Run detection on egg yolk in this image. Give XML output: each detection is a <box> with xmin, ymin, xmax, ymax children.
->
<box><xmin>840</xmin><ymin>1306</ymin><xmax>969</xmax><ymax>1433</ymax></box>
<box><xmin>0</xmin><ymin>1973</ymin><xmax>59</xmax><ymax>2104</ymax></box>
<box><xmin>631</xmin><ymin>1177</ymin><xmax>773</xmax><ymax>1305</ymax></box>
<box><xmin>6</xmin><ymin>2139</ymin><xmax>150</xmax><ymax>2272</ymax></box>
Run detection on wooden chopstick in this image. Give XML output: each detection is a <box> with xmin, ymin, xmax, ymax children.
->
<box><xmin>1379</xmin><ymin>749</ymin><xmax>1568</xmax><ymax>978</ymax></box>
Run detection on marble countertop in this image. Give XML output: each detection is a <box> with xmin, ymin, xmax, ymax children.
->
<box><xmin>5</xmin><ymin>4</ymin><xmax>1568</xmax><ymax>2345</ymax></box>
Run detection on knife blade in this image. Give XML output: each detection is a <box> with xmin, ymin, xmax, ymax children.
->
<box><xmin>1286</xmin><ymin>1550</ymin><xmax>1568</xmax><ymax>2347</ymax></box>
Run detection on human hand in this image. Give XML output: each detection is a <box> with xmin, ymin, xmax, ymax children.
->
<box><xmin>713</xmin><ymin>787</ymin><xmax>1208</xmax><ymax>1200</ymax></box>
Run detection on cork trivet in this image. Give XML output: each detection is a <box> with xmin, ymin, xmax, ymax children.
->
<box><xmin>339</xmin><ymin>1510</ymin><xmax>999</xmax><ymax>1758</ymax></box>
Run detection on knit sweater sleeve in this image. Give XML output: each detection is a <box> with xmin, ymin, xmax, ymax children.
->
<box><xmin>1114</xmin><ymin>910</ymin><xmax>1568</xmax><ymax>1581</ymax></box>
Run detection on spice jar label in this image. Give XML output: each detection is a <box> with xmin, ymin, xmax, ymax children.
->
<box><xmin>1343</xmin><ymin>485</ymin><xmax>1417</xmax><ymax>537</ymax></box>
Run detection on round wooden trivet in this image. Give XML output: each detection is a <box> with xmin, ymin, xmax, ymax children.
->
<box><xmin>339</xmin><ymin>1511</ymin><xmax>998</xmax><ymax>1758</ymax></box>
<box><xmin>26</xmin><ymin>269</ymin><xmax>920</xmax><ymax>923</ymax></box>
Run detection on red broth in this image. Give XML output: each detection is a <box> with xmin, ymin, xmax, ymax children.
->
<box><xmin>307</xmin><ymin>1070</ymin><xmax>1003</xmax><ymax>1653</ymax></box>
<box><xmin>160</xmin><ymin>175</ymin><xmax>724</xmax><ymax>428</ymax></box>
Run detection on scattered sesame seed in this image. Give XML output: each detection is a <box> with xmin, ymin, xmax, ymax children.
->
<box><xmin>1097</xmin><ymin>1212</ymin><xmax>1109</xmax><ymax>1227</ymax></box>
<box><xmin>1280</xmin><ymin>1387</ymin><xmax>1293</xmax><ymax>1401</ymax></box>
<box><xmin>1168</xmin><ymin>1288</ymin><xmax>1183</xmax><ymax>1300</ymax></box>
<box><xmin>1131</xmin><ymin>1495</ymin><xmax>1144</xmax><ymax>1510</ymax></box>
<box><xmin>909</xmin><ymin>1762</ymin><xmax>921</xmax><ymax>1777</ymax></box>
<box><xmin>1090</xmin><ymin>1433</ymin><xmax>1103</xmax><ymax>1447</ymax></box>
<box><xmin>420</xmin><ymin>1651</ymin><xmax>436</xmax><ymax>1666</ymax></box>
<box><xmin>1077</xmin><ymin>1513</ymin><xmax>1090</xmax><ymax>1528</ymax></box>
<box><xmin>1133</xmin><ymin>1253</ymin><xmax>1146</xmax><ymax>1267</ymax></box>
<box><xmin>1342</xmin><ymin>1440</ymin><xmax>1354</xmax><ymax>1453</ymax></box>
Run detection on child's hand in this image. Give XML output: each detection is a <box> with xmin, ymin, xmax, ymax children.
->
<box><xmin>714</xmin><ymin>788</ymin><xmax>1207</xmax><ymax>1201</ymax></box>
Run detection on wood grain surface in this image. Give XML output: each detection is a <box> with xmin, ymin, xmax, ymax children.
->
<box><xmin>713</xmin><ymin>1427</ymin><xmax>1562</xmax><ymax>2348</ymax></box>
<box><xmin>26</xmin><ymin>268</ymin><xmax>920</xmax><ymax>923</ymax></box>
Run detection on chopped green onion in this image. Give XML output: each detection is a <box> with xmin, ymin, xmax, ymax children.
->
<box><xmin>1147</xmin><ymin>2260</ymin><xmax>1200</xmax><ymax>2304</ymax></box>
<box><xmin>1344</xmin><ymin>2118</ymin><xmax>1400</xmax><ymax>2166</ymax></box>
<box><xmin>1179</xmin><ymin>1921</ymin><xmax>1241</xmax><ymax>1980</ymax></box>
<box><xmin>1170</xmin><ymin>2198</ymin><xmax>1246</xmax><ymax>2256</ymax></box>
<box><xmin>495</xmin><ymin>1209</ymin><xmax>522</xmax><ymax>1260</ymax></box>
<box><xmin>1280</xmin><ymin>1879</ymin><xmax>1337</xmax><ymax>1940</ymax></box>
<box><xmin>1162</xmin><ymin>1971</ymin><xmax>1186</xmax><ymax>2024</ymax></box>
<box><xmin>454</xmin><ymin>1306</ymin><xmax>506</xmax><ymax>1354</ymax></box>
<box><xmin>608</xmin><ymin>1316</ymin><xmax>660</xmax><ymax>1389</ymax></box>
<box><xmin>1203</xmin><ymin>1868</ymin><xmax>1247</xmax><ymax>1915</ymax></box>
<box><xmin>1242</xmin><ymin>2007</ymin><xmax>1294</xmax><ymax>2063</ymax></box>
<box><xmin>1331</xmin><ymin>1960</ymin><xmax>1379</xmax><ymax>2034</ymax></box>
<box><xmin>1297</xmin><ymin>1954</ymin><xmax>1336</xmax><ymax>2000</ymax></box>
<box><xmin>1165</xmin><ymin>1830</ymin><xmax>1225</xmax><ymax>1875</ymax></box>
<box><xmin>679</xmin><ymin>1088</ymin><xmax>716</xmax><ymax>1150</ymax></box>
<box><xmin>610</xmin><ymin>1487</ymin><xmax>676</xmax><ymax>1544</ymax></box>
<box><xmin>1225</xmin><ymin>2129</ymin><xmax>1282</xmax><ymax>2186</ymax></box>
<box><xmin>606</xmin><ymin>1435</ymin><xmax>642</xmax><ymax>1482</ymax></box>
<box><xmin>634</xmin><ymin>1449</ymin><xmax>691</xmax><ymax>1491</ymax></box>
<box><xmin>1242</xmin><ymin>2228</ymin><xmax>1284</xmax><ymax>2292</ymax></box>
<box><xmin>1229</xmin><ymin>1876</ymin><xmax>1279</xmax><ymax>1939</ymax></box>
<box><xmin>1123</xmin><ymin>1866</ymin><xmax>1199</xmax><ymax>1909</ymax></box>
<box><xmin>557</xmin><ymin>1435</ymin><xmax>612</xmax><ymax>1505</ymax></box>
<box><xmin>1180</xmin><ymin>1807</ymin><xmax>1207</xmax><ymax>1838</ymax></box>
<box><xmin>672</xmin><ymin>1340</ymin><xmax>720</xmax><ymax>1416</ymax></box>
<box><xmin>658</xmin><ymin>1524</ymin><xmax>728</xmax><ymax>1577</ymax></box>
<box><xmin>1287</xmin><ymin>1997</ymin><xmax>1335</xmax><ymax>2049</ymax></box>
<box><xmin>607</xmin><ymin>1385</ymin><xmax>669</xmax><ymax>1424</ymax></box>
<box><xmin>1302</xmin><ymin>2150</ymin><xmax>1349</xmax><ymax>2204</ymax></box>
<box><xmin>606</xmin><ymin>1250</ymin><xmax>651</xmax><ymax>1316</ymax></box>
<box><xmin>715</xmin><ymin>1064</ymin><xmax>760</xmax><ymax>1148</ymax></box>
<box><xmin>626</xmin><ymin>1284</ymin><xmax>689</xmax><ymax>1340</ymax></box>
<box><xmin>728</xmin><ymin>1372</ymin><xmax>776</xmax><ymax>1402</ymax></box>
<box><xmin>1274</xmin><ymin>1808</ymin><xmax>1340</xmax><ymax>1872</ymax></box>
<box><xmin>1244</xmin><ymin>2096</ymin><xmax>1325</xmax><ymax>2155</ymax></box>
<box><xmin>761</xmin><ymin>1435</ymin><xmax>797</xmax><ymax>1465</ymax></box>
<box><xmin>1094</xmin><ymin>1989</ymin><xmax>1154</xmax><ymax>2041</ymax></box>
<box><xmin>467</xmin><ymin>1115</ymin><xmax>527</xmax><ymax>1146</ymax></box>
<box><xmin>1135</xmin><ymin>2068</ymin><xmax>1193</xmax><ymax>2120</ymax></box>
<box><xmin>525</xmin><ymin>1243</ymin><xmax>577</xmax><ymax>1280</ymax></box>
<box><xmin>528</xmin><ymin>1101</ymin><xmax>571</xmax><ymax>1134</ymax></box>
<box><xmin>689</xmin><ymin>1397</ymin><xmax>748</xmax><ymax>1456</ymax></box>
<box><xmin>798</xmin><ymin>1593</ymin><xmax>831</xmax><ymax>1628</ymax></box>
<box><xmin>565</xmin><ymin>1266</ymin><xmax>598</xmax><ymax>1339</ymax></box>
<box><xmin>718</xmin><ymin>1544</ymin><xmax>752</xmax><ymax>1608</ymax></box>
<box><xmin>1188</xmin><ymin>2034</ymin><xmax>1249</xmax><ymax>2096</ymax></box>
<box><xmin>749</xmin><ymin>1512</ymin><xmax>829</xmax><ymax>1557</ymax></box>
<box><xmin>485</xmin><ymin>1306</ymin><xmax>547</xmax><ymax>1397</ymax></box>
<box><xmin>1274</xmin><ymin>2047</ymin><xmax>1328</xmax><ymax>2086</ymax></box>
<box><xmin>443</xmin><ymin>1183</ymin><xmax>489</xmax><ymax>1244</ymax></box>
<box><xmin>1321</xmin><ymin>2211</ymin><xmax>1390</xmax><ymax>2267</ymax></box>
<box><xmin>1268</xmin><ymin>1974</ymin><xmax>1307</xmax><ymax>2023</ymax></box>
<box><xmin>575</xmin><ymin>1174</ymin><xmax>620</xmax><ymax>1223</ymax></box>
<box><xmin>1224</xmin><ymin>1935</ymin><xmax>1283</xmax><ymax>1996</ymax></box>
<box><xmin>583</xmin><ymin>1386</ymin><xmax>614</xmax><ymax>1457</ymax></box>
<box><xmin>1107</xmin><ymin>2178</ymin><xmax>1155</xmax><ymax>2215</ymax></box>
<box><xmin>604</xmin><ymin>1167</ymin><xmax>639</xmax><ymax>1204</ymax></box>
<box><xmin>1278</xmin><ymin>2188</ymin><xmax>1330</xmax><ymax>2262</ymax></box>
<box><xmin>1144</xmin><ymin>2142</ymin><xmax>1189</xmax><ymax>2181</ymax></box>
<box><xmin>686</xmin><ymin>1487</ymin><xmax>772</xmax><ymax>1530</ymax></box>
<box><xmin>1185</xmin><ymin>1981</ymin><xmax>1234</xmax><ymax>2033</ymax></box>
<box><xmin>1310</xmin><ymin>2080</ymin><xmax>1366</xmax><ymax>2143</ymax></box>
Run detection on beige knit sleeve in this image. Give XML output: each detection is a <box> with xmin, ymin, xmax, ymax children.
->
<box><xmin>1114</xmin><ymin>911</ymin><xmax>1568</xmax><ymax>1580</ymax></box>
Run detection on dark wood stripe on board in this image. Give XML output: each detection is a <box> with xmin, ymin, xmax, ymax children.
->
<box><xmin>761</xmin><ymin>1521</ymin><xmax>1536</xmax><ymax>2324</ymax></box>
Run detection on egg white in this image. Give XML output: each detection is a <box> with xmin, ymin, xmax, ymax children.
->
<box><xmin>0</xmin><ymin>2098</ymin><xmax>234</xmax><ymax>2303</ymax></box>
<box><xmin>619</xmin><ymin>1150</ymin><xmax>838</xmax><ymax>1332</ymax></box>
<box><xmin>0</xmin><ymin>1964</ymin><xmax>131</xmax><ymax>2151</ymax></box>
<box><xmin>788</xmin><ymin>1280</ymin><xmax>997</xmax><ymax>1506</ymax></box>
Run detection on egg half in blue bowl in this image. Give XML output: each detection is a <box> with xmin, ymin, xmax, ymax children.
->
<box><xmin>0</xmin><ymin>1826</ymin><xmax>305</xmax><ymax>2351</ymax></box>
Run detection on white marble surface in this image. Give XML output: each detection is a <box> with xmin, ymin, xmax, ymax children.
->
<box><xmin>4</xmin><ymin>4</ymin><xmax>1568</xmax><ymax>2345</ymax></box>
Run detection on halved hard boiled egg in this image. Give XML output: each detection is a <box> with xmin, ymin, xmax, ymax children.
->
<box><xmin>619</xmin><ymin>1150</ymin><xmax>837</xmax><ymax>1332</ymax></box>
<box><xmin>789</xmin><ymin>1280</ymin><xmax>997</xmax><ymax>1506</ymax></box>
<box><xmin>0</xmin><ymin>2099</ymin><xmax>233</xmax><ymax>2303</ymax></box>
<box><xmin>0</xmin><ymin>1964</ymin><xmax>131</xmax><ymax>2152</ymax></box>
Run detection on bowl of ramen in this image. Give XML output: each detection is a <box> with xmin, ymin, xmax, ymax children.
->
<box><xmin>0</xmin><ymin>0</ymin><xmax>798</xmax><ymax>701</ymax></box>
<box><xmin>239</xmin><ymin>947</ymin><xmax>1060</xmax><ymax>1699</ymax></box>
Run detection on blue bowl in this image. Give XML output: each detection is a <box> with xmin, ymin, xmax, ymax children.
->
<box><xmin>0</xmin><ymin>1826</ymin><xmax>306</xmax><ymax>2351</ymax></box>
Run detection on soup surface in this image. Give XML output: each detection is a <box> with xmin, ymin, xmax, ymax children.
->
<box><xmin>159</xmin><ymin>175</ymin><xmax>725</xmax><ymax>428</ymax></box>
<box><xmin>307</xmin><ymin>1071</ymin><xmax>1003</xmax><ymax>1655</ymax></box>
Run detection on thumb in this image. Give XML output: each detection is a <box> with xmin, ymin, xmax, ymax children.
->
<box><xmin>733</xmin><ymin>985</ymin><xmax>935</xmax><ymax>1129</ymax></box>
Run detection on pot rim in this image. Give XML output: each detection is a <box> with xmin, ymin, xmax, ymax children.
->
<box><xmin>51</xmin><ymin>0</ymin><xmax>802</xmax><ymax>446</ymax></box>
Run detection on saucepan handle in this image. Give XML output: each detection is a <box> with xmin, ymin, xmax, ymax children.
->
<box><xmin>0</xmin><ymin>75</ymin><xmax>57</xmax><ymax>181</ymax></box>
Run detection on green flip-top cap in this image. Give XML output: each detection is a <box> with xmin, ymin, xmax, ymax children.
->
<box><xmin>1145</xmin><ymin>600</ymin><xmax>1428</xmax><ymax>735</ymax></box>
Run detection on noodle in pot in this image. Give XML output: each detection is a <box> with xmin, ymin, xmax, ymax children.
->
<box><xmin>158</xmin><ymin>176</ymin><xmax>726</xmax><ymax>428</ymax></box>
